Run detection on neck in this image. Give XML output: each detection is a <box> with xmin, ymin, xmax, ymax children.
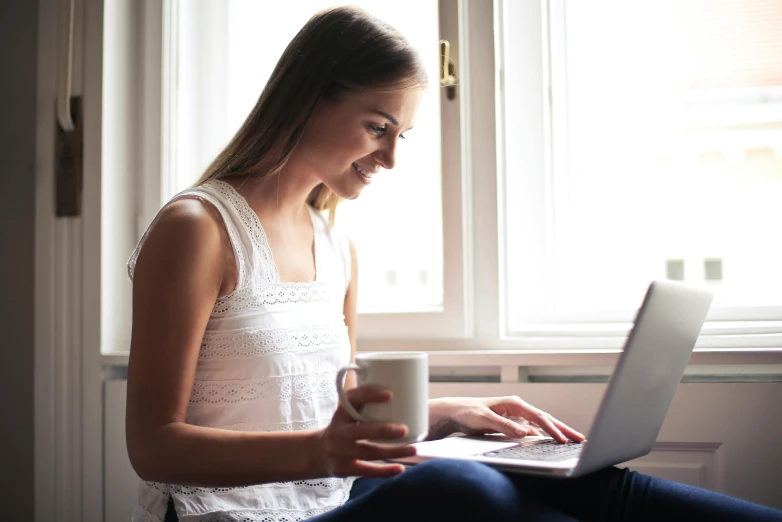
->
<box><xmin>231</xmin><ymin>165</ymin><xmax>320</xmax><ymax>223</ymax></box>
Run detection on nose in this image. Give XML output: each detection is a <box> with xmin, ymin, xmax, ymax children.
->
<box><xmin>373</xmin><ymin>138</ymin><xmax>397</xmax><ymax>170</ymax></box>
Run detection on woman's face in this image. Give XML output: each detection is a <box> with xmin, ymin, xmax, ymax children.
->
<box><xmin>294</xmin><ymin>88</ymin><xmax>423</xmax><ymax>200</ymax></box>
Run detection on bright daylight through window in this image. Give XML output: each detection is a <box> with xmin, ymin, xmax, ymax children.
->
<box><xmin>167</xmin><ymin>0</ymin><xmax>443</xmax><ymax>314</ymax></box>
<box><xmin>504</xmin><ymin>0</ymin><xmax>782</xmax><ymax>331</ymax></box>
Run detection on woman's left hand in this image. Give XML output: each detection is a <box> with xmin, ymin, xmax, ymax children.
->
<box><xmin>428</xmin><ymin>396</ymin><xmax>586</xmax><ymax>444</ymax></box>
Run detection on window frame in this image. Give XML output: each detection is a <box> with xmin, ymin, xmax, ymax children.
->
<box><xmin>357</xmin><ymin>0</ymin><xmax>473</xmax><ymax>339</ymax></box>
<box><xmin>496</xmin><ymin>0</ymin><xmax>782</xmax><ymax>350</ymax></box>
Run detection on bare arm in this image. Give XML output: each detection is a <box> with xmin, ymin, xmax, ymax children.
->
<box><xmin>126</xmin><ymin>199</ymin><xmax>324</xmax><ymax>487</ymax></box>
<box><xmin>342</xmin><ymin>239</ymin><xmax>359</xmax><ymax>390</ymax></box>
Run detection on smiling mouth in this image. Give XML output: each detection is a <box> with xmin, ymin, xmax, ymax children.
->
<box><xmin>352</xmin><ymin>162</ymin><xmax>376</xmax><ymax>184</ymax></box>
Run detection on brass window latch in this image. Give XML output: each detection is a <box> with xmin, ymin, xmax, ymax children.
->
<box><xmin>439</xmin><ymin>39</ymin><xmax>458</xmax><ymax>100</ymax></box>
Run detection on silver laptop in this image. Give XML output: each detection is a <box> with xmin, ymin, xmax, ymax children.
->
<box><xmin>392</xmin><ymin>280</ymin><xmax>713</xmax><ymax>478</ymax></box>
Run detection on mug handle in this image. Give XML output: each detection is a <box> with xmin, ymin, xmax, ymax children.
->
<box><xmin>335</xmin><ymin>364</ymin><xmax>367</xmax><ymax>422</ymax></box>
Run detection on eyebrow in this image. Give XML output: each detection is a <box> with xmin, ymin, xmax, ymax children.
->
<box><xmin>370</xmin><ymin>110</ymin><xmax>399</xmax><ymax>126</ymax></box>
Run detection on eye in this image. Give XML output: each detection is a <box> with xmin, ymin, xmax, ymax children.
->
<box><xmin>367</xmin><ymin>124</ymin><xmax>387</xmax><ymax>136</ymax></box>
<box><xmin>366</xmin><ymin>123</ymin><xmax>406</xmax><ymax>140</ymax></box>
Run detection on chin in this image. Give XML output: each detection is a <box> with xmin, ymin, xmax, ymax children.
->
<box><xmin>325</xmin><ymin>182</ymin><xmax>364</xmax><ymax>201</ymax></box>
<box><xmin>336</xmin><ymin>190</ymin><xmax>362</xmax><ymax>201</ymax></box>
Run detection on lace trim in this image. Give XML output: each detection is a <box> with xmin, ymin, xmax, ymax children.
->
<box><xmin>215</xmin><ymin>418</ymin><xmax>331</xmax><ymax>432</ymax></box>
<box><xmin>127</xmin><ymin>190</ymin><xmax>249</xmax><ymax>293</ymax></box>
<box><xmin>218</xmin><ymin>420</ymin><xmax>329</xmax><ymax>432</ymax></box>
<box><xmin>170</xmin><ymin>477</ymin><xmax>347</xmax><ymax>496</ymax></box>
<box><xmin>187</xmin><ymin>191</ymin><xmax>249</xmax><ymax>293</ymax></box>
<box><xmin>200</xmin><ymin>324</ymin><xmax>349</xmax><ymax>360</ymax></box>
<box><xmin>142</xmin><ymin>481</ymin><xmax>171</xmax><ymax>494</ymax></box>
<box><xmin>211</xmin><ymin>283</ymin><xmax>339</xmax><ymax>316</ymax></box>
<box><xmin>178</xmin><ymin>506</ymin><xmax>335</xmax><ymax>522</ymax></box>
<box><xmin>189</xmin><ymin>371</ymin><xmax>336</xmax><ymax>405</ymax></box>
<box><xmin>208</xmin><ymin>180</ymin><xmax>280</xmax><ymax>284</ymax></box>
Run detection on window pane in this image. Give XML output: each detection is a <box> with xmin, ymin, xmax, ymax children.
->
<box><xmin>508</xmin><ymin>0</ymin><xmax>782</xmax><ymax>326</ymax></box>
<box><xmin>168</xmin><ymin>1</ymin><xmax>443</xmax><ymax>313</ymax></box>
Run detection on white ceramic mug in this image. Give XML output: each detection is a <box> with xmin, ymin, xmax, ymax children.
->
<box><xmin>335</xmin><ymin>352</ymin><xmax>429</xmax><ymax>444</ymax></box>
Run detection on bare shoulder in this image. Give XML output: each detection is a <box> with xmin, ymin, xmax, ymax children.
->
<box><xmin>133</xmin><ymin>197</ymin><xmax>228</xmax><ymax>288</ymax></box>
<box><xmin>154</xmin><ymin>197</ymin><xmax>223</xmax><ymax>235</ymax></box>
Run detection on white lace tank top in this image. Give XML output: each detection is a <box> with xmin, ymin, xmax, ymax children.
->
<box><xmin>127</xmin><ymin>180</ymin><xmax>355</xmax><ymax>521</ymax></box>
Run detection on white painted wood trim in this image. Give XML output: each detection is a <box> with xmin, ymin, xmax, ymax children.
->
<box><xmin>159</xmin><ymin>0</ymin><xmax>178</xmax><ymax>224</ymax></box>
<box><xmin>357</xmin><ymin>0</ymin><xmax>473</xmax><ymax>339</ymax></box>
<box><xmin>496</xmin><ymin>0</ymin><xmax>550</xmax><ymax>328</ymax></box>
<box><xmin>82</xmin><ymin>0</ymin><xmax>106</xmax><ymax>519</ymax></box>
<box><xmin>35</xmin><ymin>0</ymin><xmax>94</xmax><ymax>519</ymax></box>
<box><xmin>493</xmin><ymin>0</ymin><xmax>509</xmax><ymax>346</ymax></box>
<box><xmin>104</xmin><ymin>379</ymin><xmax>139</xmax><ymax>521</ymax></box>
<box><xmin>101</xmin><ymin>348</ymin><xmax>782</xmax><ymax>369</ymax></box>
<box><xmin>36</xmin><ymin>0</ymin><xmax>106</xmax><ymax>519</ymax></box>
<box><xmin>464</xmin><ymin>0</ymin><xmax>500</xmax><ymax>342</ymax></box>
<box><xmin>623</xmin><ymin>442</ymin><xmax>725</xmax><ymax>493</ymax></box>
<box><xmin>35</xmin><ymin>1</ymin><xmax>58</xmax><ymax>519</ymax></box>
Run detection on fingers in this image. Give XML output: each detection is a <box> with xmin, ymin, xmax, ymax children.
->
<box><xmin>487</xmin><ymin>411</ymin><xmax>530</xmax><ymax>438</ymax></box>
<box><xmin>500</xmin><ymin>399</ymin><xmax>567</xmax><ymax>442</ymax></box>
<box><xmin>529</xmin><ymin>411</ymin><xmax>568</xmax><ymax>443</ymax></box>
<box><xmin>324</xmin><ymin>397</ymin><xmax>417</xmax><ymax>479</ymax></box>
<box><xmin>521</xmin><ymin>414</ymin><xmax>583</xmax><ymax>443</ymax></box>
<box><xmin>498</xmin><ymin>396</ymin><xmax>582</xmax><ymax>443</ymax></box>
<box><xmin>333</xmin><ymin>423</ymin><xmax>417</xmax><ymax>460</ymax></box>
<box><xmin>547</xmin><ymin>415</ymin><xmax>586</xmax><ymax>442</ymax></box>
<box><xmin>342</xmin><ymin>422</ymin><xmax>409</xmax><ymax>442</ymax></box>
<box><xmin>350</xmin><ymin>461</ymin><xmax>407</xmax><ymax>478</ymax></box>
<box><xmin>352</xmin><ymin>441</ymin><xmax>417</xmax><ymax>462</ymax></box>
<box><xmin>334</xmin><ymin>385</ymin><xmax>392</xmax><ymax>423</ymax></box>
<box><xmin>495</xmin><ymin>397</ymin><xmax>559</xmax><ymax>439</ymax></box>
<box><xmin>324</xmin><ymin>435</ymin><xmax>415</xmax><ymax>478</ymax></box>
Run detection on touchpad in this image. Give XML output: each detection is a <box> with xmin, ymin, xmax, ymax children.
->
<box><xmin>413</xmin><ymin>434</ymin><xmax>523</xmax><ymax>458</ymax></box>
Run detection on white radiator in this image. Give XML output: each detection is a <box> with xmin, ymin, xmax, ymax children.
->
<box><xmin>103</xmin><ymin>378</ymin><xmax>782</xmax><ymax>519</ymax></box>
<box><xmin>104</xmin><ymin>379</ymin><xmax>139</xmax><ymax>521</ymax></box>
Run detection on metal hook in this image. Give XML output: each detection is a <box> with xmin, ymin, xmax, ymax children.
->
<box><xmin>57</xmin><ymin>0</ymin><xmax>75</xmax><ymax>131</ymax></box>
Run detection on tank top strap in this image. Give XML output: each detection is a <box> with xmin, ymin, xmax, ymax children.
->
<box><xmin>126</xmin><ymin>183</ymin><xmax>254</xmax><ymax>292</ymax></box>
<box><xmin>201</xmin><ymin>179</ymin><xmax>279</xmax><ymax>284</ymax></box>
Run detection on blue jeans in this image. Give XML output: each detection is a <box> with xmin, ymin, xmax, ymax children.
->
<box><xmin>309</xmin><ymin>460</ymin><xmax>782</xmax><ymax>521</ymax></box>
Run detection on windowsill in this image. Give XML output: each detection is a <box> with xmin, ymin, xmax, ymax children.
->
<box><xmin>101</xmin><ymin>347</ymin><xmax>782</xmax><ymax>370</ymax></box>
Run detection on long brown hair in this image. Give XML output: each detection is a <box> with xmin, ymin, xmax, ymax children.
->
<box><xmin>195</xmin><ymin>6</ymin><xmax>428</xmax><ymax>224</ymax></box>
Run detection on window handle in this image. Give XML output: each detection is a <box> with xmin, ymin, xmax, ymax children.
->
<box><xmin>439</xmin><ymin>39</ymin><xmax>458</xmax><ymax>100</ymax></box>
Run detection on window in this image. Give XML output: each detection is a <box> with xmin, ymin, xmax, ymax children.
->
<box><xmin>117</xmin><ymin>0</ymin><xmax>781</xmax><ymax>351</ymax></box>
<box><xmin>499</xmin><ymin>0</ymin><xmax>782</xmax><ymax>348</ymax></box>
<box><xmin>164</xmin><ymin>0</ymin><xmax>446</xmax><ymax>315</ymax></box>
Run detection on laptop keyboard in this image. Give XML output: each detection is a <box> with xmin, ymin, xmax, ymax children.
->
<box><xmin>482</xmin><ymin>440</ymin><xmax>584</xmax><ymax>461</ymax></box>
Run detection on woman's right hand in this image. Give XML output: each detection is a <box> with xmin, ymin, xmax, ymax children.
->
<box><xmin>316</xmin><ymin>386</ymin><xmax>417</xmax><ymax>478</ymax></box>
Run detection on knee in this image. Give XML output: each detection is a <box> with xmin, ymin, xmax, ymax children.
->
<box><xmin>408</xmin><ymin>459</ymin><xmax>499</xmax><ymax>482</ymax></box>
<box><xmin>404</xmin><ymin>460</ymin><xmax>518</xmax><ymax>504</ymax></box>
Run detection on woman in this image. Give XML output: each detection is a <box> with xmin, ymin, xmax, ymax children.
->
<box><xmin>126</xmin><ymin>6</ymin><xmax>782</xmax><ymax>521</ymax></box>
